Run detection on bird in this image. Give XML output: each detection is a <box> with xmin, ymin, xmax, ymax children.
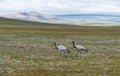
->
<box><xmin>53</xmin><ymin>42</ymin><xmax>70</xmax><ymax>53</ymax></box>
<box><xmin>72</xmin><ymin>41</ymin><xmax>88</xmax><ymax>53</ymax></box>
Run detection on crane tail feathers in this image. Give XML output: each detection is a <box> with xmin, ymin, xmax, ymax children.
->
<box><xmin>84</xmin><ymin>49</ymin><xmax>88</xmax><ymax>52</ymax></box>
<box><xmin>67</xmin><ymin>50</ymin><xmax>71</xmax><ymax>53</ymax></box>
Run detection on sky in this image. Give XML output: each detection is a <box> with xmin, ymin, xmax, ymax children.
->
<box><xmin>0</xmin><ymin>0</ymin><xmax>120</xmax><ymax>15</ymax></box>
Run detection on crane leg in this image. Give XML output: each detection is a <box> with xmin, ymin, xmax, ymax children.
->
<box><xmin>78</xmin><ymin>50</ymin><xmax>81</xmax><ymax>57</ymax></box>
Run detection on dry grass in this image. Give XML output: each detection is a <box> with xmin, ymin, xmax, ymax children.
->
<box><xmin>0</xmin><ymin>25</ymin><xmax>120</xmax><ymax>76</ymax></box>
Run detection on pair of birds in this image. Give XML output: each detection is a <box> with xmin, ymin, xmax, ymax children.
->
<box><xmin>53</xmin><ymin>41</ymin><xmax>88</xmax><ymax>53</ymax></box>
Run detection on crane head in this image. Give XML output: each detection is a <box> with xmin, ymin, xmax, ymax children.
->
<box><xmin>72</xmin><ymin>41</ymin><xmax>75</xmax><ymax>43</ymax></box>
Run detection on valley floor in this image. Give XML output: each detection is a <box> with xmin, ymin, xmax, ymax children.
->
<box><xmin>0</xmin><ymin>26</ymin><xmax>120</xmax><ymax>76</ymax></box>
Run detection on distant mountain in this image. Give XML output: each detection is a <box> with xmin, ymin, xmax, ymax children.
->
<box><xmin>3</xmin><ymin>12</ymin><xmax>63</xmax><ymax>23</ymax></box>
<box><xmin>57</xmin><ymin>14</ymin><xmax>120</xmax><ymax>23</ymax></box>
<box><xmin>57</xmin><ymin>14</ymin><xmax>120</xmax><ymax>17</ymax></box>
<box><xmin>3</xmin><ymin>12</ymin><xmax>85</xmax><ymax>25</ymax></box>
<box><xmin>2</xmin><ymin>12</ymin><xmax>120</xmax><ymax>26</ymax></box>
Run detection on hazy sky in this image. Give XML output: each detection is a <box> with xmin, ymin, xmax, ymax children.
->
<box><xmin>0</xmin><ymin>0</ymin><xmax>120</xmax><ymax>15</ymax></box>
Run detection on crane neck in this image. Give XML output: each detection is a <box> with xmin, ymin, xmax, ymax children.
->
<box><xmin>72</xmin><ymin>42</ymin><xmax>76</xmax><ymax>47</ymax></box>
<box><xmin>53</xmin><ymin>43</ymin><xmax>57</xmax><ymax>49</ymax></box>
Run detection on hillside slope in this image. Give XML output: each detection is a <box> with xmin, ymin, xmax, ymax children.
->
<box><xmin>0</xmin><ymin>17</ymin><xmax>68</xmax><ymax>27</ymax></box>
<box><xmin>3</xmin><ymin>12</ymin><xmax>71</xmax><ymax>24</ymax></box>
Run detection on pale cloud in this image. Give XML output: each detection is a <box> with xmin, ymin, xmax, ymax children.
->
<box><xmin>0</xmin><ymin>0</ymin><xmax>120</xmax><ymax>15</ymax></box>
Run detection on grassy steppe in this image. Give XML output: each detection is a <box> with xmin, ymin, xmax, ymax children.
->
<box><xmin>0</xmin><ymin>17</ymin><xmax>120</xmax><ymax>76</ymax></box>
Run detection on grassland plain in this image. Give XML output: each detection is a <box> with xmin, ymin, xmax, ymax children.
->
<box><xmin>0</xmin><ymin>17</ymin><xmax>120</xmax><ymax>76</ymax></box>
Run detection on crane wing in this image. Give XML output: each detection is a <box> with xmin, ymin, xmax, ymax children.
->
<box><xmin>75</xmin><ymin>45</ymin><xmax>85</xmax><ymax>50</ymax></box>
<box><xmin>57</xmin><ymin>45</ymin><xmax>67</xmax><ymax>50</ymax></box>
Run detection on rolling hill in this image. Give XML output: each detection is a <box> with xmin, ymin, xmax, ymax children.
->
<box><xmin>0</xmin><ymin>17</ymin><xmax>71</xmax><ymax>27</ymax></box>
<box><xmin>2</xmin><ymin>12</ymin><xmax>72</xmax><ymax>25</ymax></box>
